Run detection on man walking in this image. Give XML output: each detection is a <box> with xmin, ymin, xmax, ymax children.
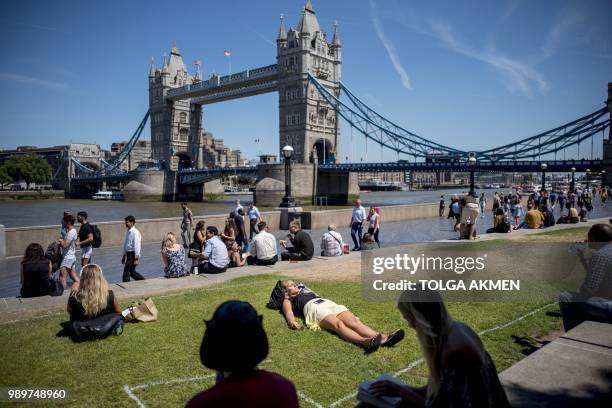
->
<box><xmin>76</xmin><ymin>211</ymin><xmax>94</xmax><ymax>267</ymax></box>
<box><xmin>122</xmin><ymin>215</ymin><xmax>145</xmax><ymax>282</ymax></box>
<box><xmin>181</xmin><ymin>202</ymin><xmax>194</xmax><ymax>248</ymax></box>
<box><xmin>479</xmin><ymin>193</ymin><xmax>487</xmax><ymax>218</ymax></box>
<box><xmin>350</xmin><ymin>199</ymin><xmax>366</xmax><ymax>251</ymax></box>
<box><xmin>247</xmin><ymin>202</ymin><xmax>262</xmax><ymax>240</ymax></box>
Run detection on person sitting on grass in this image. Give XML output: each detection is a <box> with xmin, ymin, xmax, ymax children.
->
<box><xmin>228</xmin><ymin>242</ymin><xmax>246</xmax><ymax>268</ymax></box>
<box><xmin>160</xmin><ymin>232</ymin><xmax>189</xmax><ymax>278</ymax></box>
<box><xmin>67</xmin><ymin>264</ymin><xmax>121</xmax><ymax>322</ymax></box>
<box><xmin>280</xmin><ymin>220</ymin><xmax>314</xmax><ymax>261</ymax></box>
<box><xmin>20</xmin><ymin>243</ymin><xmax>63</xmax><ymax>298</ymax></box>
<box><xmin>186</xmin><ymin>300</ymin><xmax>299</xmax><ymax>408</ymax></box>
<box><xmin>197</xmin><ymin>226</ymin><xmax>230</xmax><ymax>274</ymax></box>
<box><xmin>246</xmin><ymin>222</ymin><xmax>278</xmax><ymax>266</ymax></box>
<box><xmin>486</xmin><ymin>208</ymin><xmax>511</xmax><ymax>234</ymax></box>
<box><xmin>368</xmin><ymin>289</ymin><xmax>511</xmax><ymax>407</ymax></box>
<box><xmin>361</xmin><ymin>233</ymin><xmax>378</xmax><ymax>251</ymax></box>
<box><xmin>280</xmin><ymin>280</ymin><xmax>404</xmax><ymax>352</ymax></box>
<box><xmin>558</xmin><ymin>223</ymin><xmax>612</xmax><ymax>332</ymax></box>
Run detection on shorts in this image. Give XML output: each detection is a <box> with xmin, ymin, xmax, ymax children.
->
<box><xmin>60</xmin><ymin>256</ymin><xmax>76</xmax><ymax>270</ymax></box>
<box><xmin>461</xmin><ymin>203</ymin><xmax>480</xmax><ymax>224</ymax></box>
<box><xmin>81</xmin><ymin>246</ymin><xmax>93</xmax><ymax>259</ymax></box>
<box><xmin>303</xmin><ymin>298</ymin><xmax>348</xmax><ymax>331</ymax></box>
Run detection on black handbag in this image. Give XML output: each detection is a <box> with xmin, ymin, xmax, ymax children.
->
<box><xmin>70</xmin><ymin>314</ymin><xmax>124</xmax><ymax>340</ymax></box>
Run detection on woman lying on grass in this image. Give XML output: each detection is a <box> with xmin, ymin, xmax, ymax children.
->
<box><xmin>369</xmin><ymin>289</ymin><xmax>511</xmax><ymax>407</ymax></box>
<box><xmin>280</xmin><ymin>280</ymin><xmax>404</xmax><ymax>352</ymax></box>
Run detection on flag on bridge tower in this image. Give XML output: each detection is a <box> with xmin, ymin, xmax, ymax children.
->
<box><xmin>223</xmin><ymin>50</ymin><xmax>231</xmax><ymax>57</ymax></box>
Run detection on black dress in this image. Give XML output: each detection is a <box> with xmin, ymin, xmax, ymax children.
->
<box><xmin>21</xmin><ymin>260</ymin><xmax>51</xmax><ymax>298</ymax></box>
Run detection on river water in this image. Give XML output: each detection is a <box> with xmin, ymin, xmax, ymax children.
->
<box><xmin>0</xmin><ymin>189</ymin><xmax>474</xmax><ymax>228</ymax></box>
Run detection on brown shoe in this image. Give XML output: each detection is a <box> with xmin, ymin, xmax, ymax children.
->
<box><xmin>364</xmin><ymin>334</ymin><xmax>382</xmax><ymax>354</ymax></box>
<box><xmin>381</xmin><ymin>329</ymin><xmax>405</xmax><ymax>348</ymax></box>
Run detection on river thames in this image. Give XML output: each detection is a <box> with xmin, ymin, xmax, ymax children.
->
<box><xmin>0</xmin><ymin>189</ymin><xmax>474</xmax><ymax>228</ymax></box>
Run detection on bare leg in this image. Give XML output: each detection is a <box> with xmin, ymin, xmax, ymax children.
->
<box><xmin>68</xmin><ymin>267</ymin><xmax>80</xmax><ymax>285</ymax></box>
<box><xmin>336</xmin><ymin>311</ymin><xmax>384</xmax><ymax>341</ymax></box>
<box><xmin>59</xmin><ymin>267</ymin><xmax>68</xmax><ymax>289</ymax></box>
<box><xmin>319</xmin><ymin>314</ymin><xmax>370</xmax><ymax>347</ymax></box>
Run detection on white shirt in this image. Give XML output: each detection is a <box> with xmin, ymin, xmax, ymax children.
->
<box><xmin>123</xmin><ymin>226</ymin><xmax>142</xmax><ymax>258</ymax></box>
<box><xmin>234</xmin><ymin>203</ymin><xmax>243</xmax><ymax>214</ymax></box>
<box><xmin>251</xmin><ymin>230</ymin><xmax>277</xmax><ymax>260</ymax></box>
<box><xmin>62</xmin><ymin>228</ymin><xmax>77</xmax><ymax>259</ymax></box>
<box><xmin>351</xmin><ymin>206</ymin><xmax>366</xmax><ymax>223</ymax></box>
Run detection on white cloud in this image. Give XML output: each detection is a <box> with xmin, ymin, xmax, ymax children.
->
<box><xmin>541</xmin><ymin>10</ymin><xmax>586</xmax><ymax>61</ymax></box>
<box><xmin>0</xmin><ymin>72</ymin><xmax>68</xmax><ymax>89</ymax></box>
<box><xmin>369</xmin><ymin>0</ymin><xmax>412</xmax><ymax>90</ymax></box>
<box><xmin>430</xmin><ymin>22</ymin><xmax>548</xmax><ymax>96</ymax></box>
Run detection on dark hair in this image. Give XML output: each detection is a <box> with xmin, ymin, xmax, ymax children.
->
<box><xmin>77</xmin><ymin>211</ymin><xmax>88</xmax><ymax>220</ymax></box>
<box><xmin>237</xmin><ymin>208</ymin><xmax>245</xmax><ymax>216</ymax></box>
<box><xmin>206</xmin><ymin>226</ymin><xmax>219</xmax><ymax>236</ymax></box>
<box><xmin>124</xmin><ymin>215</ymin><xmax>135</xmax><ymax>224</ymax></box>
<box><xmin>495</xmin><ymin>208</ymin><xmax>504</xmax><ymax>216</ymax></box>
<box><xmin>257</xmin><ymin>221</ymin><xmax>267</xmax><ymax>231</ymax></box>
<box><xmin>200</xmin><ymin>300</ymin><xmax>268</xmax><ymax>373</ymax></box>
<box><xmin>22</xmin><ymin>243</ymin><xmax>45</xmax><ymax>264</ymax></box>
<box><xmin>195</xmin><ymin>221</ymin><xmax>206</xmax><ymax>231</ymax></box>
<box><xmin>182</xmin><ymin>202</ymin><xmax>188</xmax><ymax>206</ymax></box>
<box><xmin>588</xmin><ymin>224</ymin><xmax>612</xmax><ymax>243</ymax></box>
<box><xmin>64</xmin><ymin>214</ymin><xmax>76</xmax><ymax>226</ymax></box>
<box><xmin>229</xmin><ymin>211</ymin><xmax>236</xmax><ymax>218</ymax></box>
<box><xmin>363</xmin><ymin>233</ymin><xmax>374</xmax><ymax>243</ymax></box>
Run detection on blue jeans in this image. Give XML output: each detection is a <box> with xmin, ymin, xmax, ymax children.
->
<box><xmin>351</xmin><ymin>222</ymin><xmax>363</xmax><ymax>249</ymax></box>
<box><xmin>559</xmin><ymin>292</ymin><xmax>612</xmax><ymax>331</ymax></box>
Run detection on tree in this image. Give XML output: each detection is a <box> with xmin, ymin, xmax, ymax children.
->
<box><xmin>0</xmin><ymin>165</ymin><xmax>13</xmax><ymax>189</ymax></box>
<box><xmin>236</xmin><ymin>175</ymin><xmax>256</xmax><ymax>186</ymax></box>
<box><xmin>3</xmin><ymin>154</ymin><xmax>52</xmax><ymax>189</ymax></box>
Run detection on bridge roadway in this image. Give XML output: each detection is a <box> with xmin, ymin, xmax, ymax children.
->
<box><xmin>2</xmin><ymin>201</ymin><xmax>612</xmax><ymax>298</ymax></box>
<box><xmin>71</xmin><ymin>159</ymin><xmax>603</xmax><ymax>184</ymax></box>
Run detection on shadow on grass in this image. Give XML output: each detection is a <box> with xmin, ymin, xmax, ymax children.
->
<box><xmin>510</xmin><ymin>334</ymin><xmax>552</xmax><ymax>356</ymax></box>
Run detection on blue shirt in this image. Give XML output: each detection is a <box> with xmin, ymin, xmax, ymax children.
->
<box><xmin>351</xmin><ymin>206</ymin><xmax>366</xmax><ymax>223</ymax></box>
<box><xmin>203</xmin><ymin>236</ymin><xmax>229</xmax><ymax>268</ymax></box>
<box><xmin>247</xmin><ymin>206</ymin><xmax>261</xmax><ymax>220</ymax></box>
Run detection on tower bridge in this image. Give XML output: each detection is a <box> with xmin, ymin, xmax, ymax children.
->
<box><xmin>67</xmin><ymin>1</ymin><xmax>612</xmax><ymax>203</ymax></box>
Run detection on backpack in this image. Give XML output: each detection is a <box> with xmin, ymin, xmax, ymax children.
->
<box><xmin>91</xmin><ymin>225</ymin><xmax>102</xmax><ymax>248</ymax></box>
<box><xmin>45</xmin><ymin>242</ymin><xmax>63</xmax><ymax>272</ymax></box>
<box><xmin>70</xmin><ymin>314</ymin><xmax>124</xmax><ymax>340</ymax></box>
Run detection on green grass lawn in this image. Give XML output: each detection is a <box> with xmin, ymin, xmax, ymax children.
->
<box><xmin>0</xmin><ymin>274</ymin><xmax>561</xmax><ymax>407</ymax></box>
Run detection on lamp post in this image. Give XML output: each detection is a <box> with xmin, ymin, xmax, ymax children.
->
<box><xmin>602</xmin><ymin>170</ymin><xmax>606</xmax><ymax>189</ymax></box>
<box><xmin>280</xmin><ymin>145</ymin><xmax>295</xmax><ymax>208</ymax></box>
<box><xmin>468</xmin><ymin>156</ymin><xmax>476</xmax><ymax>196</ymax></box>
<box><xmin>585</xmin><ymin>169</ymin><xmax>590</xmax><ymax>192</ymax></box>
<box><xmin>570</xmin><ymin>167</ymin><xmax>576</xmax><ymax>193</ymax></box>
<box><xmin>540</xmin><ymin>163</ymin><xmax>547</xmax><ymax>192</ymax></box>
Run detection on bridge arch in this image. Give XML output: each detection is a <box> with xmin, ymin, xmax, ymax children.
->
<box><xmin>313</xmin><ymin>139</ymin><xmax>335</xmax><ymax>164</ymax></box>
<box><xmin>174</xmin><ymin>152</ymin><xmax>192</xmax><ymax>171</ymax></box>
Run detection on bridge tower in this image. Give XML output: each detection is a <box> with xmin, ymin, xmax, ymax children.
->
<box><xmin>277</xmin><ymin>0</ymin><xmax>342</xmax><ymax>164</ymax></box>
<box><xmin>148</xmin><ymin>46</ymin><xmax>202</xmax><ymax>171</ymax></box>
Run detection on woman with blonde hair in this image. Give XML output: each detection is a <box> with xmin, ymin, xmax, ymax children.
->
<box><xmin>67</xmin><ymin>264</ymin><xmax>121</xmax><ymax>322</ymax></box>
<box><xmin>160</xmin><ymin>232</ymin><xmax>188</xmax><ymax>278</ymax></box>
<box><xmin>369</xmin><ymin>289</ymin><xmax>510</xmax><ymax>407</ymax></box>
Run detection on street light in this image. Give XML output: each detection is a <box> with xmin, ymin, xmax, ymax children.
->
<box><xmin>468</xmin><ymin>156</ymin><xmax>476</xmax><ymax>196</ymax></box>
<box><xmin>586</xmin><ymin>169</ymin><xmax>591</xmax><ymax>191</ymax></box>
<box><xmin>280</xmin><ymin>145</ymin><xmax>295</xmax><ymax>208</ymax></box>
<box><xmin>570</xmin><ymin>167</ymin><xmax>576</xmax><ymax>193</ymax></box>
<box><xmin>540</xmin><ymin>163</ymin><xmax>547</xmax><ymax>192</ymax></box>
<box><xmin>602</xmin><ymin>170</ymin><xmax>607</xmax><ymax>189</ymax></box>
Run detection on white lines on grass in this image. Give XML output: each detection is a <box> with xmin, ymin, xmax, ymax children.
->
<box><xmin>329</xmin><ymin>303</ymin><xmax>556</xmax><ymax>408</ymax></box>
<box><xmin>123</xmin><ymin>385</ymin><xmax>146</xmax><ymax>408</ymax></box>
<box><xmin>298</xmin><ymin>391</ymin><xmax>324</xmax><ymax>408</ymax></box>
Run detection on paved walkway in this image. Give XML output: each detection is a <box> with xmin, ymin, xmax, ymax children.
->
<box><xmin>2</xmin><ymin>208</ymin><xmax>610</xmax><ymax>324</ymax></box>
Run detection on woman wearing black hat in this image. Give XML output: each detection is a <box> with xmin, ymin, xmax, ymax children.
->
<box><xmin>186</xmin><ymin>300</ymin><xmax>298</xmax><ymax>408</ymax></box>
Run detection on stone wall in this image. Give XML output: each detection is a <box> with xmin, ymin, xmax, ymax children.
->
<box><xmin>256</xmin><ymin>163</ymin><xmax>316</xmax><ymax>206</ymax></box>
<box><xmin>3</xmin><ymin>211</ymin><xmax>282</xmax><ymax>258</ymax></box>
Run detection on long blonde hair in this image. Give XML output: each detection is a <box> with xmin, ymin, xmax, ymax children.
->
<box><xmin>162</xmin><ymin>232</ymin><xmax>177</xmax><ymax>249</ymax></box>
<box><xmin>397</xmin><ymin>289</ymin><xmax>452</xmax><ymax>398</ymax></box>
<box><xmin>75</xmin><ymin>264</ymin><xmax>109</xmax><ymax>317</ymax></box>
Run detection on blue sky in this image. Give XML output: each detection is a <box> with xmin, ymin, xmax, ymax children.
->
<box><xmin>0</xmin><ymin>0</ymin><xmax>610</xmax><ymax>162</ymax></box>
